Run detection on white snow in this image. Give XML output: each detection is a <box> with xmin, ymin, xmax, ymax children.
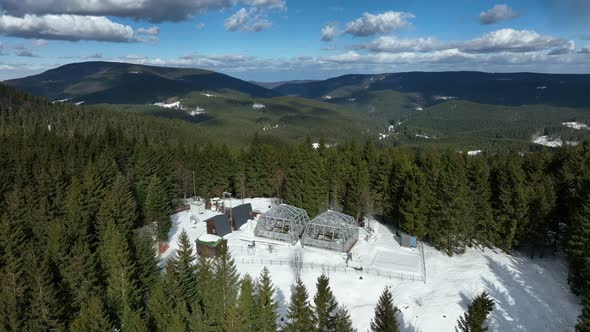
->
<box><xmin>562</xmin><ymin>122</ymin><xmax>590</xmax><ymax>130</ymax></box>
<box><xmin>533</xmin><ymin>136</ymin><xmax>578</xmax><ymax>148</ymax></box>
<box><xmin>435</xmin><ymin>96</ymin><xmax>456</xmax><ymax>101</ymax></box>
<box><xmin>415</xmin><ymin>133</ymin><xmax>430</xmax><ymax>139</ymax></box>
<box><xmin>323</xmin><ymin>95</ymin><xmax>333</xmax><ymax>100</ymax></box>
<box><xmin>188</xmin><ymin>107</ymin><xmax>207</xmax><ymax>117</ymax></box>
<box><xmin>75</xmin><ymin>101</ymin><xmax>85</xmax><ymax>106</ymax></box>
<box><xmin>468</xmin><ymin>150</ymin><xmax>483</xmax><ymax>156</ymax></box>
<box><xmin>252</xmin><ymin>103</ymin><xmax>266</xmax><ymax>110</ymax></box>
<box><xmin>262</xmin><ymin>124</ymin><xmax>279</xmax><ymax>131</ymax></box>
<box><xmin>129</xmin><ymin>71</ymin><xmax>142</xmax><ymax>74</ymax></box>
<box><xmin>52</xmin><ymin>98</ymin><xmax>72</xmax><ymax>104</ymax></box>
<box><xmin>154</xmin><ymin>101</ymin><xmax>183</xmax><ymax>109</ymax></box>
<box><xmin>536</xmin><ymin>86</ymin><xmax>548</xmax><ymax>90</ymax></box>
<box><xmin>162</xmin><ymin>197</ymin><xmax>580</xmax><ymax>331</ymax></box>
<box><xmin>198</xmin><ymin>234</ymin><xmax>222</xmax><ymax>242</ymax></box>
<box><xmin>312</xmin><ymin>143</ymin><xmax>320</xmax><ymax>149</ymax></box>
<box><xmin>347</xmin><ymin>98</ymin><xmax>357</xmax><ymax>102</ymax></box>
<box><xmin>416</xmin><ymin>107</ymin><xmax>424</xmax><ymax>111</ymax></box>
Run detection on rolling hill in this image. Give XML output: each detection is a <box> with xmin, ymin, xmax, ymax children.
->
<box><xmin>4</xmin><ymin>61</ymin><xmax>279</xmax><ymax>104</ymax></box>
<box><xmin>274</xmin><ymin>72</ymin><xmax>590</xmax><ymax>108</ymax></box>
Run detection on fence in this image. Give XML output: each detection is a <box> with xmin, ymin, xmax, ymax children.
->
<box><xmin>235</xmin><ymin>256</ymin><xmax>426</xmax><ymax>283</ymax></box>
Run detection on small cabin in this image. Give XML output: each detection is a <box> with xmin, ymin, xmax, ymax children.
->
<box><xmin>205</xmin><ymin>214</ymin><xmax>232</xmax><ymax>237</ymax></box>
<box><xmin>196</xmin><ymin>234</ymin><xmax>226</xmax><ymax>258</ymax></box>
<box><xmin>230</xmin><ymin>203</ymin><xmax>253</xmax><ymax>230</ymax></box>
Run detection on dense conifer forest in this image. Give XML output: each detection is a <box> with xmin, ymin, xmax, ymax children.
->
<box><xmin>1</xmin><ymin>85</ymin><xmax>589</xmax><ymax>330</ymax></box>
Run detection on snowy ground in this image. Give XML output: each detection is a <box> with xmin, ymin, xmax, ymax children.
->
<box><xmin>532</xmin><ymin>135</ymin><xmax>580</xmax><ymax>148</ymax></box>
<box><xmin>562</xmin><ymin>122</ymin><xmax>590</xmax><ymax>130</ymax></box>
<box><xmin>162</xmin><ymin>198</ymin><xmax>581</xmax><ymax>331</ymax></box>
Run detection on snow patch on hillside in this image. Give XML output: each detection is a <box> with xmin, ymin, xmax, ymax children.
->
<box><xmin>532</xmin><ymin>136</ymin><xmax>579</xmax><ymax>148</ymax></box>
<box><xmin>562</xmin><ymin>122</ymin><xmax>590</xmax><ymax>130</ymax></box>
<box><xmin>262</xmin><ymin>124</ymin><xmax>279</xmax><ymax>131</ymax></box>
<box><xmin>435</xmin><ymin>96</ymin><xmax>456</xmax><ymax>101</ymax></box>
<box><xmin>252</xmin><ymin>103</ymin><xmax>266</xmax><ymax>110</ymax></box>
<box><xmin>154</xmin><ymin>100</ymin><xmax>207</xmax><ymax>116</ymax></box>
<box><xmin>202</xmin><ymin>93</ymin><xmax>218</xmax><ymax>98</ymax></box>
<box><xmin>154</xmin><ymin>101</ymin><xmax>182</xmax><ymax>109</ymax></box>
<box><xmin>162</xmin><ymin>198</ymin><xmax>580</xmax><ymax>331</ymax></box>
<box><xmin>468</xmin><ymin>150</ymin><xmax>483</xmax><ymax>156</ymax></box>
<box><xmin>415</xmin><ymin>133</ymin><xmax>430</xmax><ymax>139</ymax></box>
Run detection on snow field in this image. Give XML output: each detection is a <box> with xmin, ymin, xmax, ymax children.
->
<box><xmin>162</xmin><ymin>198</ymin><xmax>581</xmax><ymax>331</ymax></box>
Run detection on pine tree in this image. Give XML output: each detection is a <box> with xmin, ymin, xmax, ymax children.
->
<box><xmin>455</xmin><ymin>291</ymin><xmax>495</xmax><ymax>332</ymax></box>
<box><xmin>25</xmin><ymin>251</ymin><xmax>65</xmax><ymax>331</ymax></box>
<box><xmin>145</xmin><ymin>175</ymin><xmax>172</xmax><ymax>240</ymax></box>
<box><xmin>333</xmin><ymin>307</ymin><xmax>357</xmax><ymax>332</ymax></box>
<box><xmin>284</xmin><ymin>278</ymin><xmax>315</xmax><ymax>332</ymax></box>
<box><xmin>173</xmin><ymin>229</ymin><xmax>199</xmax><ymax>308</ymax></box>
<box><xmin>398</xmin><ymin>166</ymin><xmax>427</xmax><ymax>238</ymax></box>
<box><xmin>222</xmin><ymin>305</ymin><xmax>245</xmax><ymax>332</ymax></box>
<box><xmin>96</xmin><ymin>176</ymin><xmax>138</xmax><ymax>238</ymax></box>
<box><xmin>195</xmin><ymin>253</ymin><xmax>214</xmax><ymax>319</ymax></box>
<box><xmin>254</xmin><ymin>267</ymin><xmax>279</xmax><ymax>332</ymax></box>
<box><xmin>238</xmin><ymin>274</ymin><xmax>257</xmax><ymax>329</ymax></box>
<box><xmin>70</xmin><ymin>295</ymin><xmax>113</xmax><ymax>332</ymax></box>
<box><xmin>566</xmin><ymin>185</ymin><xmax>590</xmax><ymax>294</ymax></box>
<box><xmin>209</xmin><ymin>245</ymin><xmax>240</xmax><ymax>327</ymax></box>
<box><xmin>370</xmin><ymin>287</ymin><xmax>399</xmax><ymax>332</ymax></box>
<box><xmin>314</xmin><ymin>274</ymin><xmax>338</xmax><ymax>332</ymax></box>
<box><xmin>466</xmin><ymin>156</ymin><xmax>494</xmax><ymax>247</ymax></box>
<box><xmin>577</xmin><ymin>292</ymin><xmax>590</xmax><ymax>332</ymax></box>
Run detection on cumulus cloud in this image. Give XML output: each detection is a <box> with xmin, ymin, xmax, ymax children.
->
<box><xmin>61</xmin><ymin>52</ymin><xmax>103</xmax><ymax>60</ymax></box>
<box><xmin>321</xmin><ymin>24</ymin><xmax>336</xmax><ymax>42</ymax></box>
<box><xmin>460</xmin><ymin>29</ymin><xmax>570</xmax><ymax>54</ymax></box>
<box><xmin>136</xmin><ymin>26</ymin><xmax>160</xmax><ymax>36</ymax></box>
<box><xmin>344</xmin><ymin>11</ymin><xmax>414</xmax><ymax>37</ymax></box>
<box><xmin>195</xmin><ymin>22</ymin><xmax>206</xmax><ymax>30</ymax></box>
<box><xmin>357</xmin><ymin>29</ymin><xmax>573</xmax><ymax>55</ymax></box>
<box><xmin>0</xmin><ymin>0</ymin><xmax>286</xmax><ymax>22</ymax></box>
<box><xmin>224</xmin><ymin>8</ymin><xmax>271</xmax><ymax>32</ymax></box>
<box><xmin>580</xmin><ymin>47</ymin><xmax>590</xmax><ymax>54</ymax></box>
<box><xmin>33</xmin><ymin>39</ymin><xmax>47</xmax><ymax>47</ymax></box>
<box><xmin>479</xmin><ymin>4</ymin><xmax>519</xmax><ymax>24</ymax></box>
<box><xmin>14</xmin><ymin>44</ymin><xmax>36</xmax><ymax>57</ymax></box>
<box><xmin>357</xmin><ymin>36</ymin><xmax>443</xmax><ymax>53</ymax></box>
<box><xmin>0</xmin><ymin>14</ymin><xmax>136</xmax><ymax>42</ymax></box>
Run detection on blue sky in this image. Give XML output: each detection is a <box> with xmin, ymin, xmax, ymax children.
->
<box><xmin>0</xmin><ymin>0</ymin><xmax>589</xmax><ymax>81</ymax></box>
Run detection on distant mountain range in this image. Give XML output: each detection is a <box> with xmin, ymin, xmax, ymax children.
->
<box><xmin>274</xmin><ymin>72</ymin><xmax>590</xmax><ymax>108</ymax></box>
<box><xmin>4</xmin><ymin>61</ymin><xmax>279</xmax><ymax>104</ymax></box>
<box><xmin>4</xmin><ymin>62</ymin><xmax>590</xmax><ymax>149</ymax></box>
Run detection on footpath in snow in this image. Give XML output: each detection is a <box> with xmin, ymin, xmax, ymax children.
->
<box><xmin>162</xmin><ymin>198</ymin><xmax>581</xmax><ymax>332</ymax></box>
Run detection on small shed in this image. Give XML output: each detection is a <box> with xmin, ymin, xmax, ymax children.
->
<box><xmin>189</xmin><ymin>198</ymin><xmax>206</xmax><ymax>215</ymax></box>
<box><xmin>231</xmin><ymin>203</ymin><xmax>253</xmax><ymax>230</ymax></box>
<box><xmin>400</xmin><ymin>233</ymin><xmax>417</xmax><ymax>248</ymax></box>
<box><xmin>196</xmin><ymin>234</ymin><xmax>226</xmax><ymax>258</ymax></box>
<box><xmin>254</xmin><ymin>204</ymin><xmax>310</xmax><ymax>244</ymax></box>
<box><xmin>205</xmin><ymin>214</ymin><xmax>232</xmax><ymax>237</ymax></box>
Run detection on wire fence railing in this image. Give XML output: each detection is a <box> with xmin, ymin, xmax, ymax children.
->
<box><xmin>234</xmin><ymin>255</ymin><xmax>426</xmax><ymax>283</ymax></box>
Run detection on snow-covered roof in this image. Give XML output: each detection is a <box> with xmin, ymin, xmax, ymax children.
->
<box><xmin>198</xmin><ymin>233</ymin><xmax>221</xmax><ymax>242</ymax></box>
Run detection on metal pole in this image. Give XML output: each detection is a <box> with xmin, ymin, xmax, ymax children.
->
<box><xmin>192</xmin><ymin>170</ymin><xmax>197</xmax><ymax>199</ymax></box>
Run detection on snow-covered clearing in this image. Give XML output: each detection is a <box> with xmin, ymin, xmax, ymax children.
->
<box><xmin>562</xmin><ymin>122</ymin><xmax>590</xmax><ymax>130</ymax></box>
<box><xmin>415</xmin><ymin>133</ymin><xmax>431</xmax><ymax>139</ymax></box>
<box><xmin>252</xmin><ymin>103</ymin><xmax>266</xmax><ymax>110</ymax></box>
<box><xmin>468</xmin><ymin>150</ymin><xmax>483</xmax><ymax>156</ymax></box>
<box><xmin>533</xmin><ymin>135</ymin><xmax>578</xmax><ymax>148</ymax></box>
<box><xmin>154</xmin><ymin>101</ymin><xmax>182</xmax><ymax>109</ymax></box>
<box><xmin>162</xmin><ymin>198</ymin><xmax>580</xmax><ymax>331</ymax></box>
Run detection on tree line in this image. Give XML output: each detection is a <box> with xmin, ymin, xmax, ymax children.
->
<box><xmin>0</xmin><ymin>85</ymin><xmax>588</xmax><ymax>330</ymax></box>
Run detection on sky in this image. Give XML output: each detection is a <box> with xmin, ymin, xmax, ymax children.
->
<box><xmin>0</xmin><ymin>0</ymin><xmax>589</xmax><ymax>81</ymax></box>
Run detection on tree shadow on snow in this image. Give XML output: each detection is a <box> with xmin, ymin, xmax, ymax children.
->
<box><xmin>482</xmin><ymin>255</ymin><xmax>577</xmax><ymax>331</ymax></box>
<box><xmin>398</xmin><ymin>311</ymin><xmax>420</xmax><ymax>332</ymax></box>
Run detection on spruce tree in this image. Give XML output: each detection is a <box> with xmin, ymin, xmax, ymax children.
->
<box><xmin>566</xmin><ymin>186</ymin><xmax>590</xmax><ymax>294</ymax></box>
<box><xmin>70</xmin><ymin>296</ymin><xmax>113</xmax><ymax>332</ymax></box>
<box><xmin>238</xmin><ymin>274</ymin><xmax>257</xmax><ymax>329</ymax></box>
<box><xmin>398</xmin><ymin>166</ymin><xmax>427</xmax><ymax>238</ymax></box>
<box><xmin>196</xmin><ymin>253</ymin><xmax>214</xmax><ymax>318</ymax></box>
<box><xmin>333</xmin><ymin>307</ymin><xmax>357</xmax><ymax>332</ymax></box>
<box><xmin>173</xmin><ymin>229</ymin><xmax>199</xmax><ymax>307</ymax></box>
<box><xmin>455</xmin><ymin>291</ymin><xmax>495</xmax><ymax>332</ymax></box>
<box><xmin>577</xmin><ymin>292</ymin><xmax>590</xmax><ymax>332</ymax></box>
<box><xmin>370</xmin><ymin>287</ymin><xmax>399</xmax><ymax>332</ymax></box>
<box><xmin>254</xmin><ymin>267</ymin><xmax>279</xmax><ymax>332</ymax></box>
<box><xmin>314</xmin><ymin>274</ymin><xmax>338</xmax><ymax>332</ymax></box>
<box><xmin>284</xmin><ymin>278</ymin><xmax>315</xmax><ymax>332</ymax></box>
<box><xmin>209</xmin><ymin>245</ymin><xmax>240</xmax><ymax>327</ymax></box>
<box><xmin>145</xmin><ymin>175</ymin><xmax>172</xmax><ymax>241</ymax></box>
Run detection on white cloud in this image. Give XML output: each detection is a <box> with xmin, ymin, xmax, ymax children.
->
<box><xmin>33</xmin><ymin>39</ymin><xmax>47</xmax><ymax>47</ymax></box>
<box><xmin>195</xmin><ymin>22</ymin><xmax>206</xmax><ymax>30</ymax></box>
<box><xmin>344</xmin><ymin>11</ymin><xmax>414</xmax><ymax>37</ymax></box>
<box><xmin>321</xmin><ymin>24</ymin><xmax>336</xmax><ymax>42</ymax></box>
<box><xmin>357</xmin><ymin>29</ymin><xmax>573</xmax><ymax>55</ymax></box>
<box><xmin>0</xmin><ymin>14</ymin><xmax>136</xmax><ymax>42</ymax></box>
<box><xmin>358</xmin><ymin>36</ymin><xmax>443</xmax><ymax>53</ymax></box>
<box><xmin>580</xmin><ymin>46</ymin><xmax>590</xmax><ymax>54</ymax></box>
<box><xmin>242</xmin><ymin>0</ymin><xmax>286</xmax><ymax>10</ymax></box>
<box><xmin>14</xmin><ymin>44</ymin><xmax>36</xmax><ymax>57</ymax></box>
<box><xmin>0</xmin><ymin>0</ymin><xmax>287</xmax><ymax>22</ymax></box>
<box><xmin>480</xmin><ymin>4</ymin><xmax>519</xmax><ymax>24</ymax></box>
<box><xmin>460</xmin><ymin>29</ymin><xmax>570</xmax><ymax>53</ymax></box>
<box><xmin>136</xmin><ymin>26</ymin><xmax>160</xmax><ymax>36</ymax></box>
<box><xmin>224</xmin><ymin>8</ymin><xmax>271</xmax><ymax>32</ymax></box>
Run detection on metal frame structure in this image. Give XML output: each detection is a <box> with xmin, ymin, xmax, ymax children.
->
<box><xmin>254</xmin><ymin>204</ymin><xmax>310</xmax><ymax>244</ymax></box>
<box><xmin>301</xmin><ymin>210</ymin><xmax>359</xmax><ymax>252</ymax></box>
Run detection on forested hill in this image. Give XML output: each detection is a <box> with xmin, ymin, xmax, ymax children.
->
<box><xmin>274</xmin><ymin>72</ymin><xmax>590</xmax><ymax>108</ymax></box>
<box><xmin>1</xmin><ymin>84</ymin><xmax>589</xmax><ymax>330</ymax></box>
<box><xmin>3</xmin><ymin>61</ymin><xmax>279</xmax><ymax>104</ymax></box>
